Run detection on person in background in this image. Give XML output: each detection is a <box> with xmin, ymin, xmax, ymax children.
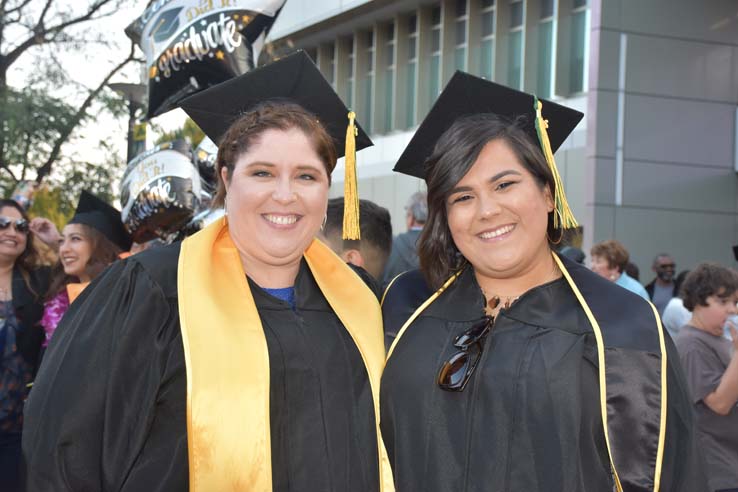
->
<box><xmin>662</xmin><ymin>269</ymin><xmax>692</xmax><ymax>339</ymax></box>
<box><xmin>381</xmin><ymin>191</ymin><xmax>426</xmax><ymax>285</ymax></box>
<box><xmin>675</xmin><ymin>263</ymin><xmax>738</xmax><ymax>492</ymax></box>
<box><xmin>320</xmin><ymin>197</ymin><xmax>392</xmax><ymax>284</ymax></box>
<box><xmin>646</xmin><ymin>253</ymin><xmax>678</xmax><ymax>316</ymax></box>
<box><xmin>39</xmin><ymin>191</ymin><xmax>132</xmax><ymax>349</ymax></box>
<box><xmin>0</xmin><ymin>199</ymin><xmax>50</xmax><ymax>492</ymax></box>
<box><xmin>590</xmin><ymin>239</ymin><xmax>649</xmax><ymax>300</ymax></box>
<box><xmin>558</xmin><ymin>245</ymin><xmax>585</xmax><ymax>264</ymax></box>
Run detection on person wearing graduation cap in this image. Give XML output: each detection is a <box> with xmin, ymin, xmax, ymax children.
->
<box><xmin>39</xmin><ymin>191</ymin><xmax>133</xmax><ymax>349</ymax></box>
<box><xmin>22</xmin><ymin>51</ymin><xmax>393</xmax><ymax>492</ymax></box>
<box><xmin>380</xmin><ymin>72</ymin><xmax>706</xmax><ymax>492</ymax></box>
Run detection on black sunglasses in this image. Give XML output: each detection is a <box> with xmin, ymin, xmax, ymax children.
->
<box><xmin>437</xmin><ymin>317</ymin><xmax>493</xmax><ymax>392</ymax></box>
<box><xmin>0</xmin><ymin>217</ymin><xmax>28</xmax><ymax>234</ymax></box>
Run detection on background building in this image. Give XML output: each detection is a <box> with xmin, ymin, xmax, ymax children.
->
<box><xmin>269</xmin><ymin>0</ymin><xmax>738</xmax><ymax>274</ymax></box>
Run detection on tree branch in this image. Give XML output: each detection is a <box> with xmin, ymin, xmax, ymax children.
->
<box><xmin>5</xmin><ymin>0</ymin><xmax>35</xmax><ymax>16</ymax></box>
<box><xmin>0</xmin><ymin>165</ymin><xmax>19</xmax><ymax>183</ymax></box>
<box><xmin>37</xmin><ymin>0</ymin><xmax>54</xmax><ymax>25</ymax></box>
<box><xmin>1</xmin><ymin>0</ymin><xmax>117</xmax><ymax>72</ymax></box>
<box><xmin>35</xmin><ymin>40</ymin><xmax>136</xmax><ymax>183</ymax></box>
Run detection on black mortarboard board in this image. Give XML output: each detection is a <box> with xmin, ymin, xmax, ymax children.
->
<box><xmin>179</xmin><ymin>50</ymin><xmax>372</xmax><ymax>158</ymax></box>
<box><xmin>394</xmin><ymin>71</ymin><xmax>583</xmax><ymax>180</ymax></box>
<box><xmin>68</xmin><ymin>191</ymin><xmax>133</xmax><ymax>251</ymax></box>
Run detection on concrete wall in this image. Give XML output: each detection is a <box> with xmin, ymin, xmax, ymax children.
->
<box><xmin>270</xmin><ymin>0</ymin><xmax>373</xmax><ymax>39</ymax></box>
<box><xmin>587</xmin><ymin>0</ymin><xmax>738</xmax><ymax>276</ymax></box>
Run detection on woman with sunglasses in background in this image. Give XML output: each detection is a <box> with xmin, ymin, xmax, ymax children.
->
<box><xmin>0</xmin><ymin>199</ymin><xmax>50</xmax><ymax>492</ymax></box>
<box><xmin>39</xmin><ymin>191</ymin><xmax>132</xmax><ymax>351</ymax></box>
<box><xmin>380</xmin><ymin>75</ymin><xmax>706</xmax><ymax>491</ymax></box>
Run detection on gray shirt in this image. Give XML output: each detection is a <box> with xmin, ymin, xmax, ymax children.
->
<box><xmin>675</xmin><ymin>325</ymin><xmax>738</xmax><ymax>490</ymax></box>
<box><xmin>652</xmin><ymin>282</ymin><xmax>674</xmax><ymax>315</ymax></box>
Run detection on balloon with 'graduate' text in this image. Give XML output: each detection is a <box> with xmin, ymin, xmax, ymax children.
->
<box><xmin>126</xmin><ymin>0</ymin><xmax>286</xmax><ymax>119</ymax></box>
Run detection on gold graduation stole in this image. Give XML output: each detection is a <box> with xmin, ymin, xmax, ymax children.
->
<box><xmin>66</xmin><ymin>282</ymin><xmax>90</xmax><ymax>304</ymax></box>
<box><xmin>178</xmin><ymin>218</ymin><xmax>394</xmax><ymax>492</ymax></box>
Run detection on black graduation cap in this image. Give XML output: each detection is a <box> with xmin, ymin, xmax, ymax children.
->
<box><xmin>68</xmin><ymin>191</ymin><xmax>132</xmax><ymax>252</ymax></box>
<box><xmin>179</xmin><ymin>50</ymin><xmax>372</xmax><ymax>159</ymax></box>
<box><xmin>394</xmin><ymin>71</ymin><xmax>583</xmax><ymax>180</ymax></box>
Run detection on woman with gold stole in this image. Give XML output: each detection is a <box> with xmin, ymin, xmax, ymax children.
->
<box><xmin>23</xmin><ymin>52</ymin><xmax>392</xmax><ymax>492</ymax></box>
<box><xmin>380</xmin><ymin>73</ymin><xmax>706</xmax><ymax>492</ymax></box>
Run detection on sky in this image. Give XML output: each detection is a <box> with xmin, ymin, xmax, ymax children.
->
<box><xmin>8</xmin><ymin>0</ymin><xmax>188</xmax><ymax>173</ymax></box>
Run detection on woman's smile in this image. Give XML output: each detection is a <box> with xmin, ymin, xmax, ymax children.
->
<box><xmin>477</xmin><ymin>223</ymin><xmax>516</xmax><ymax>241</ymax></box>
<box><xmin>262</xmin><ymin>213</ymin><xmax>302</xmax><ymax>227</ymax></box>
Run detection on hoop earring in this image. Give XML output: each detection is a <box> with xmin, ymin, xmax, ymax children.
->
<box><xmin>547</xmin><ymin>209</ymin><xmax>564</xmax><ymax>245</ymax></box>
<box><xmin>321</xmin><ymin>214</ymin><xmax>327</xmax><ymax>231</ymax></box>
<box><xmin>547</xmin><ymin>226</ymin><xmax>564</xmax><ymax>245</ymax></box>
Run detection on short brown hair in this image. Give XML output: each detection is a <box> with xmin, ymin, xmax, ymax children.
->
<box><xmin>681</xmin><ymin>262</ymin><xmax>738</xmax><ymax>311</ymax></box>
<box><xmin>213</xmin><ymin>101</ymin><xmax>337</xmax><ymax>208</ymax></box>
<box><xmin>417</xmin><ymin>113</ymin><xmax>556</xmax><ymax>290</ymax></box>
<box><xmin>590</xmin><ymin>240</ymin><xmax>629</xmax><ymax>273</ymax></box>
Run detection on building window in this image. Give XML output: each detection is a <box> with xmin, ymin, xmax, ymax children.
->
<box><xmin>384</xmin><ymin>22</ymin><xmax>396</xmax><ymax>133</ymax></box>
<box><xmin>406</xmin><ymin>14</ymin><xmax>418</xmax><ymax>127</ymax></box>
<box><xmin>508</xmin><ymin>0</ymin><xmax>524</xmax><ymax>90</ymax></box>
<box><xmin>429</xmin><ymin>5</ymin><xmax>443</xmax><ymax>106</ymax></box>
<box><xmin>454</xmin><ymin>0</ymin><xmax>468</xmax><ymax>71</ymax></box>
<box><xmin>537</xmin><ymin>0</ymin><xmax>555</xmax><ymax>98</ymax></box>
<box><xmin>346</xmin><ymin>36</ymin><xmax>355</xmax><ymax>108</ymax></box>
<box><xmin>364</xmin><ymin>29</ymin><xmax>375</xmax><ymax>132</ymax></box>
<box><xmin>570</xmin><ymin>0</ymin><xmax>587</xmax><ymax>93</ymax></box>
<box><xmin>480</xmin><ymin>0</ymin><xmax>496</xmax><ymax>80</ymax></box>
<box><xmin>324</xmin><ymin>42</ymin><xmax>336</xmax><ymax>87</ymax></box>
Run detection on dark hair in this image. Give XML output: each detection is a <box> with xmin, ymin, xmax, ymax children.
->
<box><xmin>417</xmin><ymin>113</ymin><xmax>556</xmax><ymax>289</ymax></box>
<box><xmin>674</xmin><ymin>269</ymin><xmax>690</xmax><ymax>298</ymax></box>
<box><xmin>681</xmin><ymin>262</ymin><xmax>738</xmax><ymax>311</ymax></box>
<box><xmin>47</xmin><ymin>223</ymin><xmax>123</xmax><ymax>298</ymax></box>
<box><xmin>213</xmin><ymin>101</ymin><xmax>337</xmax><ymax>207</ymax></box>
<box><xmin>324</xmin><ymin>196</ymin><xmax>393</xmax><ymax>259</ymax></box>
<box><xmin>0</xmin><ymin>199</ymin><xmax>42</xmax><ymax>295</ymax></box>
<box><xmin>590</xmin><ymin>239</ymin><xmax>629</xmax><ymax>273</ymax></box>
<box><xmin>625</xmin><ymin>261</ymin><xmax>640</xmax><ymax>282</ymax></box>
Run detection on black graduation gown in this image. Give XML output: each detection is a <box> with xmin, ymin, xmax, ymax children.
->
<box><xmin>22</xmin><ymin>243</ymin><xmax>379</xmax><ymax>492</ymax></box>
<box><xmin>380</xmin><ymin>266</ymin><xmax>707</xmax><ymax>492</ymax></box>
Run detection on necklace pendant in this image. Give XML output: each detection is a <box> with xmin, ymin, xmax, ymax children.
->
<box><xmin>487</xmin><ymin>296</ymin><xmax>500</xmax><ymax>310</ymax></box>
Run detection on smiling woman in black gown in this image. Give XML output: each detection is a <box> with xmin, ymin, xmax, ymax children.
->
<box><xmin>380</xmin><ymin>73</ymin><xmax>706</xmax><ymax>492</ymax></box>
<box><xmin>22</xmin><ymin>52</ymin><xmax>393</xmax><ymax>492</ymax></box>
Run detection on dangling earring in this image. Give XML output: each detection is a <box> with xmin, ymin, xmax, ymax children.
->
<box><xmin>224</xmin><ymin>197</ymin><xmax>228</xmax><ymax>216</ymax></box>
<box><xmin>321</xmin><ymin>214</ymin><xmax>327</xmax><ymax>231</ymax></box>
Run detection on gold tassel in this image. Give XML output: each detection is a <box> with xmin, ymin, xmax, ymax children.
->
<box><xmin>534</xmin><ymin>98</ymin><xmax>579</xmax><ymax>230</ymax></box>
<box><xmin>343</xmin><ymin>111</ymin><xmax>361</xmax><ymax>240</ymax></box>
